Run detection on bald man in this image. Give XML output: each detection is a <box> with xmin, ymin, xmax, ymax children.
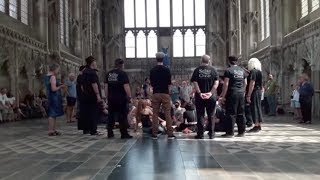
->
<box><xmin>191</xmin><ymin>55</ymin><xmax>219</xmax><ymax>139</ymax></box>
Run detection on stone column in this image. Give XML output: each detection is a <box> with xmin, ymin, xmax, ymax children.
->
<box><xmin>104</xmin><ymin>0</ymin><xmax>125</xmax><ymax>71</ymax></box>
<box><xmin>72</xmin><ymin>0</ymin><xmax>82</xmax><ymax>56</ymax></box>
<box><xmin>47</xmin><ymin>1</ymin><xmax>60</xmax><ymax>54</ymax></box>
<box><xmin>248</xmin><ymin>0</ymin><xmax>258</xmax><ymax>52</ymax></box>
<box><xmin>94</xmin><ymin>1</ymin><xmax>103</xmax><ymax>76</ymax></box>
<box><xmin>35</xmin><ymin>0</ymin><xmax>48</xmax><ymax>43</ymax></box>
<box><xmin>282</xmin><ymin>0</ymin><xmax>298</xmax><ymax>35</ymax></box>
<box><xmin>229</xmin><ymin>0</ymin><xmax>238</xmax><ymax>56</ymax></box>
<box><xmin>270</xmin><ymin>0</ymin><xmax>282</xmax><ymax>46</ymax></box>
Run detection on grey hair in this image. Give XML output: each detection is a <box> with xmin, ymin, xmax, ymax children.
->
<box><xmin>248</xmin><ymin>58</ymin><xmax>262</xmax><ymax>71</ymax></box>
<box><xmin>49</xmin><ymin>63</ymin><xmax>60</xmax><ymax>72</ymax></box>
<box><xmin>201</xmin><ymin>55</ymin><xmax>211</xmax><ymax>64</ymax></box>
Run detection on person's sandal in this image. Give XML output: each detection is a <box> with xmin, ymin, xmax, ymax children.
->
<box><xmin>54</xmin><ymin>131</ymin><xmax>62</xmax><ymax>136</ymax></box>
<box><xmin>48</xmin><ymin>132</ymin><xmax>56</xmax><ymax>136</ymax></box>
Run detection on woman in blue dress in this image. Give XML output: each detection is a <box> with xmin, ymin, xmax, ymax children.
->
<box><xmin>44</xmin><ymin>64</ymin><xmax>65</xmax><ymax>136</ymax></box>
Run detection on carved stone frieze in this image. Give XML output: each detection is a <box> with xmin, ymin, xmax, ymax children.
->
<box><xmin>0</xmin><ymin>25</ymin><xmax>46</xmax><ymax>50</ymax></box>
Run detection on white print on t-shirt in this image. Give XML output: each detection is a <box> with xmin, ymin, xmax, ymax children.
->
<box><xmin>108</xmin><ymin>73</ymin><xmax>119</xmax><ymax>82</ymax></box>
<box><xmin>234</xmin><ymin>69</ymin><xmax>244</xmax><ymax>79</ymax></box>
<box><xmin>199</xmin><ymin>69</ymin><xmax>212</xmax><ymax>78</ymax></box>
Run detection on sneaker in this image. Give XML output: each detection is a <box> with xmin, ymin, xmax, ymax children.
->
<box><xmin>246</xmin><ymin>124</ymin><xmax>253</xmax><ymax>128</ymax></box>
<box><xmin>194</xmin><ymin>135</ymin><xmax>204</xmax><ymax>139</ymax></box>
<box><xmin>91</xmin><ymin>131</ymin><xmax>104</xmax><ymax>136</ymax></box>
<box><xmin>152</xmin><ymin>134</ymin><xmax>158</xmax><ymax>140</ymax></box>
<box><xmin>121</xmin><ymin>134</ymin><xmax>133</xmax><ymax>139</ymax></box>
<box><xmin>168</xmin><ymin>135</ymin><xmax>176</xmax><ymax>140</ymax></box>
<box><xmin>221</xmin><ymin>134</ymin><xmax>234</xmax><ymax>138</ymax></box>
<box><xmin>235</xmin><ymin>133</ymin><xmax>245</xmax><ymax>137</ymax></box>
<box><xmin>208</xmin><ymin>133</ymin><xmax>215</xmax><ymax>139</ymax></box>
<box><xmin>247</xmin><ymin>126</ymin><xmax>260</xmax><ymax>133</ymax></box>
<box><xmin>108</xmin><ymin>132</ymin><xmax>114</xmax><ymax>138</ymax></box>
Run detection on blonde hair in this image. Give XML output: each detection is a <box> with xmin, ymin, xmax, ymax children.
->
<box><xmin>248</xmin><ymin>58</ymin><xmax>262</xmax><ymax>71</ymax></box>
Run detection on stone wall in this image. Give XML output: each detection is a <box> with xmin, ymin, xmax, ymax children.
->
<box><xmin>0</xmin><ymin>0</ymin><xmax>102</xmax><ymax>103</ymax></box>
<box><xmin>235</xmin><ymin>0</ymin><xmax>320</xmax><ymax>118</ymax></box>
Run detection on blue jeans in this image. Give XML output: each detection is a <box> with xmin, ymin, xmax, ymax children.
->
<box><xmin>267</xmin><ymin>95</ymin><xmax>277</xmax><ymax>115</ymax></box>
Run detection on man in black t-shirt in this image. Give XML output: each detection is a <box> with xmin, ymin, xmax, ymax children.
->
<box><xmin>150</xmin><ymin>52</ymin><xmax>175</xmax><ymax>140</ymax></box>
<box><xmin>191</xmin><ymin>55</ymin><xmax>219</xmax><ymax>139</ymax></box>
<box><xmin>81</xmin><ymin>56</ymin><xmax>103</xmax><ymax>136</ymax></box>
<box><xmin>76</xmin><ymin>65</ymin><xmax>85</xmax><ymax>132</ymax></box>
<box><xmin>219</xmin><ymin>56</ymin><xmax>247</xmax><ymax>137</ymax></box>
<box><xmin>105</xmin><ymin>58</ymin><xmax>133</xmax><ymax>139</ymax></box>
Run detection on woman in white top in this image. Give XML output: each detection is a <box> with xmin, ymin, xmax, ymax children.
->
<box><xmin>291</xmin><ymin>84</ymin><xmax>302</xmax><ymax>120</ymax></box>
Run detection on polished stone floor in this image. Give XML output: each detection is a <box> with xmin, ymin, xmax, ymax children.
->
<box><xmin>0</xmin><ymin>116</ymin><xmax>320</xmax><ymax>180</ymax></box>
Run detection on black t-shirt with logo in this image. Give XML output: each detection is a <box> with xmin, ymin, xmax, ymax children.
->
<box><xmin>247</xmin><ymin>69</ymin><xmax>263</xmax><ymax>91</ymax></box>
<box><xmin>150</xmin><ymin>65</ymin><xmax>172</xmax><ymax>94</ymax></box>
<box><xmin>105</xmin><ymin>69</ymin><xmax>129</xmax><ymax>102</ymax></box>
<box><xmin>190</xmin><ymin>65</ymin><xmax>219</xmax><ymax>93</ymax></box>
<box><xmin>224</xmin><ymin>65</ymin><xmax>246</xmax><ymax>94</ymax></box>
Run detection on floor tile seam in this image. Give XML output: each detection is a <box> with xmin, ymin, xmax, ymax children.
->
<box><xmin>272</xmin><ymin>159</ymin><xmax>317</xmax><ymax>176</ymax></box>
<box><xmin>235</xmin><ymin>155</ymin><xmax>294</xmax><ymax>180</ymax></box>
<box><xmin>2</xmin><ymin>157</ymin><xmax>49</xmax><ymax>180</ymax></box>
<box><xmin>90</xmin><ymin>138</ymin><xmax>138</xmax><ymax>180</ymax></box>
<box><xmin>202</xmin><ymin>140</ymin><xmax>268</xmax><ymax>179</ymax></box>
<box><xmin>32</xmin><ymin>139</ymin><xmax>106</xmax><ymax>179</ymax></box>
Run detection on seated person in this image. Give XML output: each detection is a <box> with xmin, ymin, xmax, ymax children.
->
<box><xmin>176</xmin><ymin>103</ymin><xmax>197</xmax><ymax>134</ymax></box>
<box><xmin>173</xmin><ymin>100</ymin><xmax>186</xmax><ymax>127</ymax></box>
<box><xmin>98</xmin><ymin>100</ymin><xmax>108</xmax><ymax>124</ymax></box>
<box><xmin>135</xmin><ymin>99</ymin><xmax>153</xmax><ymax>134</ymax></box>
<box><xmin>129</xmin><ymin>99</ymin><xmax>139</xmax><ymax>129</ymax></box>
<box><xmin>205</xmin><ymin>101</ymin><xmax>227</xmax><ymax>132</ymax></box>
<box><xmin>0</xmin><ymin>89</ymin><xmax>14</xmax><ymax>122</ymax></box>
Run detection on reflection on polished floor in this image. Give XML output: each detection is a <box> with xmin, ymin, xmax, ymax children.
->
<box><xmin>0</xmin><ymin>116</ymin><xmax>320</xmax><ymax>180</ymax></box>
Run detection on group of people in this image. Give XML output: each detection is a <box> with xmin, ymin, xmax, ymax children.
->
<box><xmin>0</xmin><ymin>88</ymin><xmax>48</xmax><ymax>122</ymax></box>
<box><xmin>290</xmin><ymin>74</ymin><xmax>315</xmax><ymax>124</ymax></box>
<box><xmin>43</xmin><ymin>52</ymin><xmax>315</xmax><ymax>140</ymax></box>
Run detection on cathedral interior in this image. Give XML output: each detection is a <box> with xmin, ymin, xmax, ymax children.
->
<box><xmin>0</xmin><ymin>0</ymin><xmax>320</xmax><ymax>180</ymax></box>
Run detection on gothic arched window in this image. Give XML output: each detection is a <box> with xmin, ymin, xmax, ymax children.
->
<box><xmin>9</xmin><ymin>0</ymin><xmax>17</xmax><ymax>19</ymax></box>
<box><xmin>21</xmin><ymin>0</ymin><xmax>28</xmax><ymax>25</ymax></box>
<box><xmin>60</xmin><ymin>0</ymin><xmax>70</xmax><ymax>47</ymax></box>
<box><xmin>125</xmin><ymin>31</ymin><xmax>135</xmax><ymax>58</ymax></box>
<box><xmin>135</xmin><ymin>0</ymin><xmax>145</xmax><ymax>27</ymax></box>
<box><xmin>184</xmin><ymin>0</ymin><xmax>194</xmax><ymax>26</ymax></box>
<box><xmin>173</xmin><ymin>0</ymin><xmax>182</xmax><ymax>26</ymax></box>
<box><xmin>260</xmin><ymin>0</ymin><xmax>270</xmax><ymax>40</ymax></box>
<box><xmin>312</xmin><ymin>0</ymin><xmax>320</xmax><ymax>11</ymax></box>
<box><xmin>159</xmin><ymin>0</ymin><xmax>170</xmax><ymax>27</ymax></box>
<box><xmin>301</xmin><ymin>0</ymin><xmax>309</xmax><ymax>17</ymax></box>
<box><xmin>173</xmin><ymin>30</ymin><xmax>183</xmax><ymax>57</ymax></box>
<box><xmin>0</xmin><ymin>0</ymin><xmax>5</xmax><ymax>12</ymax></box>
<box><xmin>195</xmin><ymin>0</ymin><xmax>205</xmax><ymax>26</ymax></box>
<box><xmin>148</xmin><ymin>31</ymin><xmax>158</xmax><ymax>58</ymax></box>
<box><xmin>124</xmin><ymin>0</ymin><xmax>206</xmax><ymax>58</ymax></box>
<box><xmin>196</xmin><ymin>29</ymin><xmax>205</xmax><ymax>56</ymax></box>
<box><xmin>124</xmin><ymin>0</ymin><xmax>134</xmax><ymax>28</ymax></box>
<box><xmin>137</xmin><ymin>31</ymin><xmax>147</xmax><ymax>58</ymax></box>
<box><xmin>0</xmin><ymin>0</ymin><xmax>29</xmax><ymax>24</ymax></box>
<box><xmin>147</xmin><ymin>0</ymin><xmax>157</xmax><ymax>27</ymax></box>
<box><xmin>184</xmin><ymin>30</ymin><xmax>194</xmax><ymax>57</ymax></box>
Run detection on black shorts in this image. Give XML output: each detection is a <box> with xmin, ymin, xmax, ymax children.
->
<box><xmin>67</xmin><ymin>97</ymin><xmax>77</xmax><ymax>106</ymax></box>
